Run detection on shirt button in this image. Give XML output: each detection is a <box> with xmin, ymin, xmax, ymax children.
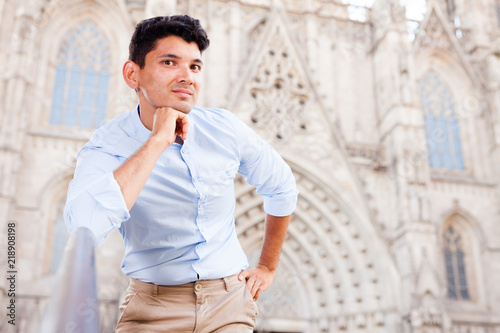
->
<box><xmin>195</xmin><ymin>283</ymin><xmax>202</xmax><ymax>291</ymax></box>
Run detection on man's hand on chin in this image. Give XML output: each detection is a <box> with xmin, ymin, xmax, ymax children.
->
<box><xmin>151</xmin><ymin>107</ymin><xmax>190</xmax><ymax>147</ymax></box>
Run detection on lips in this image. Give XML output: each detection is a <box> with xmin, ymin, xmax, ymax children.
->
<box><xmin>172</xmin><ymin>88</ymin><xmax>193</xmax><ymax>98</ymax></box>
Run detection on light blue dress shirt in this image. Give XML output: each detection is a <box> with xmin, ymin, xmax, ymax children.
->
<box><xmin>64</xmin><ymin>107</ymin><xmax>298</xmax><ymax>285</ymax></box>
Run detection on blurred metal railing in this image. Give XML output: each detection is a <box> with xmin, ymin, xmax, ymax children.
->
<box><xmin>38</xmin><ymin>227</ymin><xmax>100</xmax><ymax>333</ymax></box>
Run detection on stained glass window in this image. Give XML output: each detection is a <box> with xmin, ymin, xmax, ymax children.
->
<box><xmin>49</xmin><ymin>20</ymin><xmax>110</xmax><ymax>129</ymax></box>
<box><xmin>443</xmin><ymin>226</ymin><xmax>470</xmax><ymax>300</ymax></box>
<box><xmin>419</xmin><ymin>72</ymin><xmax>465</xmax><ymax>170</ymax></box>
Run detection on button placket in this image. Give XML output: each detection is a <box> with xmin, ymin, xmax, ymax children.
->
<box><xmin>181</xmin><ymin>144</ymin><xmax>207</xmax><ymax>243</ymax></box>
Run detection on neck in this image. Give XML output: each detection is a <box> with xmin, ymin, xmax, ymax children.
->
<box><xmin>137</xmin><ymin>98</ymin><xmax>156</xmax><ymax>131</ymax></box>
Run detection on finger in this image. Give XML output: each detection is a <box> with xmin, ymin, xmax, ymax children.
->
<box><xmin>178</xmin><ymin>117</ymin><xmax>189</xmax><ymax>140</ymax></box>
<box><xmin>245</xmin><ymin>274</ymin><xmax>256</xmax><ymax>292</ymax></box>
<box><xmin>152</xmin><ymin>108</ymin><xmax>177</xmax><ymax>139</ymax></box>
<box><xmin>247</xmin><ymin>275</ymin><xmax>261</xmax><ymax>296</ymax></box>
<box><xmin>238</xmin><ymin>270</ymin><xmax>248</xmax><ymax>281</ymax></box>
<box><xmin>253</xmin><ymin>288</ymin><xmax>263</xmax><ymax>301</ymax></box>
<box><xmin>170</xmin><ymin>111</ymin><xmax>188</xmax><ymax>138</ymax></box>
<box><xmin>250</xmin><ymin>279</ymin><xmax>261</xmax><ymax>296</ymax></box>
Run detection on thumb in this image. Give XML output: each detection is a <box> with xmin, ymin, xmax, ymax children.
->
<box><xmin>238</xmin><ymin>270</ymin><xmax>248</xmax><ymax>281</ymax></box>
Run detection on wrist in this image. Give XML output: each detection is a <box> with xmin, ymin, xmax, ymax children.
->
<box><xmin>257</xmin><ymin>263</ymin><xmax>276</xmax><ymax>274</ymax></box>
<box><xmin>146</xmin><ymin>135</ymin><xmax>171</xmax><ymax>153</ymax></box>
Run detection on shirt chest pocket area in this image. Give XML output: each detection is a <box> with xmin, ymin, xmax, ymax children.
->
<box><xmin>196</xmin><ymin>163</ymin><xmax>239</xmax><ymax>194</ymax></box>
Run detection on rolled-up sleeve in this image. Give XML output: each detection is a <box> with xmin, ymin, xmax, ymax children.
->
<box><xmin>231</xmin><ymin>115</ymin><xmax>299</xmax><ymax>216</ymax></box>
<box><xmin>64</xmin><ymin>147</ymin><xmax>130</xmax><ymax>246</ymax></box>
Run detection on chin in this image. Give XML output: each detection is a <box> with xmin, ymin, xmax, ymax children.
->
<box><xmin>174</xmin><ymin>102</ymin><xmax>195</xmax><ymax>114</ymax></box>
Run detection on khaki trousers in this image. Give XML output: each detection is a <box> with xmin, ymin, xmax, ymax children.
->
<box><xmin>115</xmin><ymin>274</ymin><xmax>258</xmax><ymax>332</ymax></box>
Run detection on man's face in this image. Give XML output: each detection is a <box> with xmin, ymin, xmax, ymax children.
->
<box><xmin>136</xmin><ymin>35</ymin><xmax>203</xmax><ymax>114</ymax></box>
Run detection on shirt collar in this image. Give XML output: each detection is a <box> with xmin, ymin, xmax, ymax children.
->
<box><xmin>132</xmin><ymin>105</ymin><xmax>153</xmax><ymax>143</ymax></box>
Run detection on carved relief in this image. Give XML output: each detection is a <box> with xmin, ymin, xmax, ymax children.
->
<box><xmin>418</xmin><ymin>12</ymin><xmax>453</xmax><ymax>50</ymax></box>
<box><xmin>248</xmin><ymin>24</ymin><xmax>309</xmax><ymax>141</ymax></box>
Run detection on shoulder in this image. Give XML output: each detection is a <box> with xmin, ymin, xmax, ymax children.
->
<box><xmin>90</xmin><ymin>111</ymin><xmax>134</xmax><ymax>144</ymax></box>
<box><xmin>189</xmin><ymin>107</ymin><xmax>243</xmax><ymax>130</ymax></box>
<box><xmin>190</xmin><ymin>107</ymin><xmax>235</xmax><ymax>120</ymax></box>
<box><xmin>83</xmin><ymin>110</ymin><xmax>136</xmax><ymax>155</ymax></box>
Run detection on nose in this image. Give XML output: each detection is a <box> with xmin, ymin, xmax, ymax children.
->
<box><xmin>177</xmin><ymin>65</ymin><xmax>194</xmax><ymax>85</ymax></box>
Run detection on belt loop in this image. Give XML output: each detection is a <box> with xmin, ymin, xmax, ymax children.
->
<box><xmin>153</xmin><ymin>284</ymin><xmax>158</xmax><ymax>297</ymax></box>
<box><xmin>223</xmin><ymin>277</ymin><xmax>231</xmax><ymax>292</ymax></box>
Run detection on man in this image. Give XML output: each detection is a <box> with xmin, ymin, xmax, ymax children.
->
<box><xmin>64</xmin><ymin>15</ymin><xmax>298</xmax><ymax>332</ymax></box>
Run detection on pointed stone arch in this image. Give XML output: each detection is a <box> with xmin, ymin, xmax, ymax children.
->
<box><xmin>417</xmin><ymin>70</ymin><xmax>466</xmax><ymax>170</ymax></box>
<box><xmin>414</xmin><ymin>51</ymin><xmax>486</xmax><ymax>176</ymax></box>
<box><xmin>438</xmin><ymin>208</ymin><xmax>487</xmax><ymax>305</ymax></box>
<box><xmin>33</xmin><ymin>0</ymin><xmax>133</xmax><ymax>130</ymax></box>
<box><xmin>228</xmin><ymin>7</ymin><xmax>323</xmax><ymax>142</ymax></box>
<box><xmin>414</xmin><ymin>0</ymin><xmax>481</xmax><ymax>87</ymax></box>
<box><xmin>234</xmin><ymin>162</ymin><xmax>401</xmax><ymax>332</ymax></box>
<box><xmin>440</xmin><ymin>207</ymin><xmax>486</xmax><ymax>247</ymax></box>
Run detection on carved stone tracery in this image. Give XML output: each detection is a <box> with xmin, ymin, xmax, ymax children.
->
<box><xmin>248</xmin><ymin>21</ymin><xmax>309</xmax><ymax>141</ymax></box>
<box><xmin>419</xmin><ymin>11</ymin><xmax>453</xmax><ymax>51</ymax></box>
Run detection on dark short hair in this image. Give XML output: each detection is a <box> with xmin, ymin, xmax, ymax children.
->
<box><xmin>129</xmin><ymin>15</ymin><xmax>210</xmax><ymax>68</ymax></box>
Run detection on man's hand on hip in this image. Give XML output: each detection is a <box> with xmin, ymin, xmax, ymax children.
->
<box><xmin>238</xmin><ymin>265</ymin><xmax>275</xmax><ymax>301</ymax></box>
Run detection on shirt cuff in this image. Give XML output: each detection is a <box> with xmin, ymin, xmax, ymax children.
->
<box><xmin>263</xmin><ymin>190</ymin><xmax>299</xmax><ymax>217</ymax></box>
<box><xmin>85</xmin><ymin>172</ymin><xmax>130</xmax><ymax>227</ymax></box>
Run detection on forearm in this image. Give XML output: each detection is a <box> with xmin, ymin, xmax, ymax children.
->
<box><xmin>239</xmin><ymin>213</ymin><xmax>291</xmax><ymax>300</ymax></box>
<box><xmin>258</xmin><ymin>214</ymin><xmax>291</xmax><ymax>272</ymax></box>
<box><xmin>113</xmin><ymin>137</ymin><xmax>167</xmax><ymax>210</ymax></box>
<box><xmin>64</xmin><ymin>148</ymin><xmax>131</xmax><ymax>246</ymax></box>
<box><xmin>113</xmin><ymin>106</ymin><xmax>189</xmax><ymax>210</ymax></box>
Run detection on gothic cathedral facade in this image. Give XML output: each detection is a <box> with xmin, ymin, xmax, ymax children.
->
<box><xmin>1</xmin><ymin>0</ymin><xmax>500</xmax><ymax>332</ymax></box>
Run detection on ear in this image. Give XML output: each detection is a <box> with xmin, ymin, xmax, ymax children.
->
<box><xmin>123</xmin><ymin>60</ymin><xmax>140</xmax><ymax>90</ymax></box>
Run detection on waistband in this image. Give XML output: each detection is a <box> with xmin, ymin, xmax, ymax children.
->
<box><xmin>128</xmin><ymin>274</ymin><xmax>242</xmax><ymax>296</ymax></box>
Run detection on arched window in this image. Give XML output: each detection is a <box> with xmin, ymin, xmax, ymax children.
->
<box><xmin>443</xmin><ymin>226</ymin><xmax>470</xmax><ymax>300</ymax></box>
<box><xmin>419</xmin><ymin>71</ymin><xmax>465</xmax><ymax>170</ymax></box>
<box><xmin>49</xmin><ymin>20</ymin><xmax>110</xmax><ymax>129</ymax></box>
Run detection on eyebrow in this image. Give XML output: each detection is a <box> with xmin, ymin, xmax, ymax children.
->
<box><xmin>159</xmin><ymin>53</ymin><xmax>203</xmax><ymax>65</ymax></box>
